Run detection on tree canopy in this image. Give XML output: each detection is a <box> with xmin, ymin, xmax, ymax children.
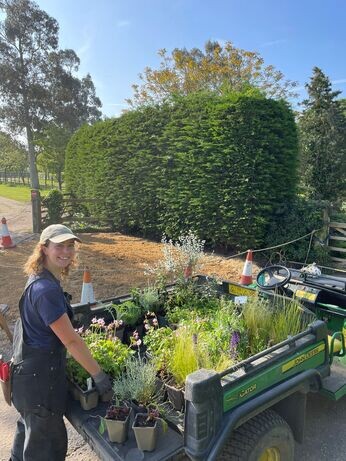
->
<box><xmin>0</xmin><ymin>131</ymin><xmax>27</xmax><ymax>173</ymax></box>
<box><xmin>0</xmin><ymin>0</ymin><xmax>102</xmax><ymax>189</ymax></box>
<box><xmin>298</xmin><ymin>67</ymin><xmax>346</xmax><ymax>202</ymax></box>
<box><xmin>126</xmin><ymin>40</ymin><xmax>298</xmax><ymax>108</ymax></box>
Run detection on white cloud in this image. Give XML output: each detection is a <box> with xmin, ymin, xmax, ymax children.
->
<box><xmin>105</xmin><ymin>103</ymin><xmax>127</xmax><ymax>107</ymax></box>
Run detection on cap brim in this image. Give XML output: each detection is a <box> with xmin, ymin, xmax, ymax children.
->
<box><xmin>49</xmin><ymin>234</ymin><xmax>81</xmax><ymax>243</ymax></box>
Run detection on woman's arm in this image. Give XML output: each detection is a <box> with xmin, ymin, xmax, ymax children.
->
<box><xmin>49</xmin><ymin>313</ymin><xmax>101</xmax><ymax>377</ymax></box>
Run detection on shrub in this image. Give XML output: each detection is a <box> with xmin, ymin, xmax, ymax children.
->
<box><xmin>65</xmin><ymin>92</ymin><xmax>298</xmax><ymax>250</ymax></box>
<box><xmin>264</xmin><ymin>198</ymin><xmax>329</xmax><ymax>264</ymax></box>
<box><xmin>42</xmin><ymin>189</ymin><xmax>64</xmax><ymax>225</ymax></box>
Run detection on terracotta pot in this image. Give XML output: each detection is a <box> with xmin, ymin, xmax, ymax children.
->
<box><xmin>105</xmin><ymin>407</ymin><xmax>132</xmax><ymax>443</ymax></box>
<box><xmin>132</xmin><ymin>413</ymin><xmax>158</xmax><ymax>452</ymax></box>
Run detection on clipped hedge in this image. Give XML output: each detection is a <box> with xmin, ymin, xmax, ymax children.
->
<box><xmin>65</xmin><ymin>92</ymin><xmax>298</xmax><ymax>249</ymax></box>
<box><xmin>264</xmin><ymin>198</ymin><xmax>329</xmax><ymax>264</ymax></box>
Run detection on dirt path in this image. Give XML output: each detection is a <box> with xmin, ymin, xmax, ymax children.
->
<box><xmin>0</xmin><ymin>197</ymin><xmax>32</xmax><ymax>234</ymax></box>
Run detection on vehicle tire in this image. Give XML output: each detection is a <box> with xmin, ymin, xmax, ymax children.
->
<box><xmin>217</xmin><ymin>409</ymin><xmax>294</xmax><ymax>461</ymax></box>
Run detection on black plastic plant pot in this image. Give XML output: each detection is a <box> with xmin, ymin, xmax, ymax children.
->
<box><xmin>165</xmin><ymin>382</ymin><xmax>185</xmax><ymax>412</ymax></box>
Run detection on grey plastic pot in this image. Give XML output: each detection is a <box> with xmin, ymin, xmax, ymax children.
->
<box><xmin>68</xmin><ymin>379</ymin><xmax>99</xmax><ymax>410</ymax></box>
<box><xmin>132</xmin><ymin>413</ymin><xmax>158</xmax><ymax>452</ymax></box>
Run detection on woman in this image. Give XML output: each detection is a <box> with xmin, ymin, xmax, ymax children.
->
<box><xmin>11</xmin><ymin>224</ymin><xmax>111</xmax><ymax>461</ymax></box>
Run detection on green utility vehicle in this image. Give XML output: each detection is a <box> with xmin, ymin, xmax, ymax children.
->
<box><xmin>66</xmin><ymin>268</ymin><xmax>346</xmax><ymax>461</ymax></box>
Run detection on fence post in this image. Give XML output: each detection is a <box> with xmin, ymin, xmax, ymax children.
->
<box><xmin>31</xmin><ymin>189</ymin><xmax>42</xmax><ymax>233</ymax></box>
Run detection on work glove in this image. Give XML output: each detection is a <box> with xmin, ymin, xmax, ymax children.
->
<box><xmin>92</xmin><ymin>370</ymin><xmax>112</xmax><ymax>396</ymax></box>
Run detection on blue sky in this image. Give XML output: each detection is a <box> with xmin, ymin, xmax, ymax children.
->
<box><xmin>36</xmin><ymin>0</ymin><xmax>346</xmax><ymax>118</ymax></box>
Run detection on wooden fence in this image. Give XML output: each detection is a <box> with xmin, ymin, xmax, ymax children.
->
<box><xmin>328</xmin><ymin>221</ymin><xmax>346</xmax><ymax>267</ymax></box>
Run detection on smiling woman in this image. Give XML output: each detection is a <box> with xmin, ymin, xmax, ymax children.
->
<box><xmin>10</xmin><ymin>224</ymin><xmax>112</xmax><ymax>461</ymax></box>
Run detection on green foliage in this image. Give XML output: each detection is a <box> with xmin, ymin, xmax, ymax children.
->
<box><xmin>114</xmin><ymin>300</ymin><xmax>143</xmax><ymax>326</ymax></box>
<box><xmin>0</xmin><ymin>0</ymin><xmax>101</xmax><ymax>189</ymax></box>
<box><xmin>269</xmin><ymin>299</ymin><xmax>311</xmax><ymax>345</ymax></box>
<box><xmin>298</xmin><ymin>67</ymin><xmax>346</xmax><ymax>202</ymax></box>
<box><xmin>143</xmin><ymin>326</ymin><xmax>174</xmax><ymax>371</ymax></box>
<box><xmin>85</xmin><ymin>337</ymin><xmax>133</xmax><ymax>378</ymax></box>
<box><xmin>131</xmin><ymin>287</ymin><xmax>162</xmax><ymax>313</ymax></box>
<box><xmin>166</xmin><ymin>327</ymin><xmax>202</xmax><ymax>388</ymax></box>
<box><xmin>66</xmin><ymin>357</ymin><xmax>90</xmax><ymax>388</ymax></box>
<box><xmin>65</xmin><ymin>92</ymin><xmax>298</xmax><ymax>249</ymax></box>
<box><xmin>42</xmin><ymin>189</ymin><xmax>64</xmax><ymax>224</ymax></box>
<box><xmin>112</xmin><ymin>357</ymin><xmax>160</xmax><ymax>406</ymax></box>
<box><xmin>264</xmin><ymin>198</ymin><xmax>328</xmax><ymax>263</ymax></box>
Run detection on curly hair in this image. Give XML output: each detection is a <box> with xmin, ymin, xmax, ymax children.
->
<box><xmin>24</xmin><ymin>241</ymin><xmax>78</xmax><ymax>278</ymax></box>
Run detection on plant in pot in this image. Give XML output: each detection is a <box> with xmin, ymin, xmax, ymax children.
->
<box><xmin>132</xmin><ymin>407</ymin><xmax>167</xmax><ymax>452</ymax></box>
<box><xmin>66</xmin><ymin>357</ymin><xmax>99</xmax><ymax>410</ymax></box>
<box><xmin>114</xmin><ymin>300</ymin><xmax>143</xmax><ymax>342</ymax></box>
<box><xmin>165</xmin><ymin>325</ymin><xmax>212</xmax><ymax>411</ymax></box>
<box><xmin>99</xmin><ymin>398</ymin><xmax>132</xmax><ymax>444</ymax></box>
<box><xmin>143</xmin><ymin>326</ymin><xmax>174</xmax><ymax>381</ymax></box>
<box><xmin>143</xmin><ymin>231</ymin><xmax>205</xmax><ymax>287</ymax></box>
<box><xmin>132</xmin><ymin>286</ymin><xmax>162</xmax><ymax>314</ymax></box>
<box><xmin>67</xmin><ymin>319</ymin><xmax>133</xmax><ymax>406</ymax></box>
<box><xmin>85</xmin><ymin>332</ymin><xmax>134</xmax><ymax>401</ymax></box>
<box><xmin>112</xmin><ymin>356</ymin><xmax>163</xmax><ymax>413</ymax></box>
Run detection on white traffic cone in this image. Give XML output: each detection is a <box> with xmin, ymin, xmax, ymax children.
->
<box><xmin>240</xmin><ymin>250</ymin><xmax>253</xmax><ymax>285</ymax></box>
<box><xmin>0</xmin><ymin>217</ymin><xmax>16</xmax><ymax>249</ymax></box>
<box><xmin>80</xmin><ymin>267</ymin><xmax>95</xmax><ymax>304</ymax></box>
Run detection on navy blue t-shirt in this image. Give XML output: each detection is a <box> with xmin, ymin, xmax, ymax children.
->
<box><xmin>22</xmin><ymin>269</ymin><xmax>68</xmax><ymax>348</ymax></box>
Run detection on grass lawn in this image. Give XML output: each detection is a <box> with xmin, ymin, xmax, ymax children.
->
<box><xmin>0</xmin><ymin>184</ymin><xmax>50</xmax><ymax>202</ymax></box>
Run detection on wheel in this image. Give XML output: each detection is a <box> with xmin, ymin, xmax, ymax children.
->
<box><xmin>256</xmin><ymin>266</ymin><xmax>291</xmax><ymax>290</ymax></box>
<box><xmin>217</xmin><ymin>409</ymin><xmax>294</xmax><ymax>461</ymax></box>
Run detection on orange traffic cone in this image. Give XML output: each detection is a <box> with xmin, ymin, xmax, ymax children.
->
<box><xmin>80</xmin><ymin>267</ymin><xmax>95</xmax><ymax>304</ymax></box>
<box><xmin>0</xmin><ymin>217</ymin><xmax>16</xmax><ymax>249</ymax></box>
<box><xmin>240</xmin><ymin>250</ymin><xmax>253</xmax><ymax>285</ymax></box>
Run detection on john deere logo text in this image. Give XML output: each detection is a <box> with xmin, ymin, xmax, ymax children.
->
<box><xmin>282</xmin><ymin>343</ymin><xmax>325</xmax><ymax>373</ymax></box>
<box><xmin>239</xmin><ymin>383</ymin><xmax>257</xmax><ymax>398</ymax></box>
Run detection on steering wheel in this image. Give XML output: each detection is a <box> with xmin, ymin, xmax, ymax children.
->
<box><xmin>256</xmin><ymin>265</ymin><xmax>291</xmax><ymax>290</ymax></box>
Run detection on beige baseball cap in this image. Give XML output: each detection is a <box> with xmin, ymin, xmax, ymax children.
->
<box><xmin>40</xmin><ymin>224</ymin><xmax>81</xmax><ymax>244</ymax></box>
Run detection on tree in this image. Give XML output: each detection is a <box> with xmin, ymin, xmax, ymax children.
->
<box><xmin>298</xmin><ymin>67</ymin><xmax>346</xmax><ymax>202</ymax></box>
<box><xmin>0</xmin><ymin>131</ymin><xmax>27</xmax><ymax>180</ymax></box>
<box><xmin>35</xmin><ymin>125</ymin><xmax>71</xmax><ymax>190</ymax></box>
<box><xmin>0</xmin><ymin>0</ymin><xmax>102</xmax><ymax>189</ymax></box>
<box><xmin>126</xmin><ymin>40</ymin><xmax>298</xmax><ymax>108</ymax></box>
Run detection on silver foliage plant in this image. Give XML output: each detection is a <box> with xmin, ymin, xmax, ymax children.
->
<box><xmin>145</xmin><ymin>230</ymin><xmax>206</xmax><ymax>281</ymax></box>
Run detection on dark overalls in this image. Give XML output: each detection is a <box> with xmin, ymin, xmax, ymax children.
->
<box><xmin>11</xmin><ymin>274</ymin><xmax>73</xmax><ymax>461</ymax></box>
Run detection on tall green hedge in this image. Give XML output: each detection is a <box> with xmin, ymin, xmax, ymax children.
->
<box><xmin>65</xmin><ymin>92</ymin><xmax>298</xmax><ymax>248</ymax></box>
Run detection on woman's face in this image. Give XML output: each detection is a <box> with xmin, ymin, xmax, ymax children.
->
<box><xmin>42</xmin><ymin>239</ymin><xmax>76</xmax><ymax>274</ymax></box>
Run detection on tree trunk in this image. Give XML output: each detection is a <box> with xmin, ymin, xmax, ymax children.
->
<box><xmin>58</xmin><ymin>170</ymin><xmax>62</xmax><ymax>190</ymax></box>
<box><xmin>26</xmin><ymin>125</ymin><xmax>40</xmax><ymax>189</ymax></box>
